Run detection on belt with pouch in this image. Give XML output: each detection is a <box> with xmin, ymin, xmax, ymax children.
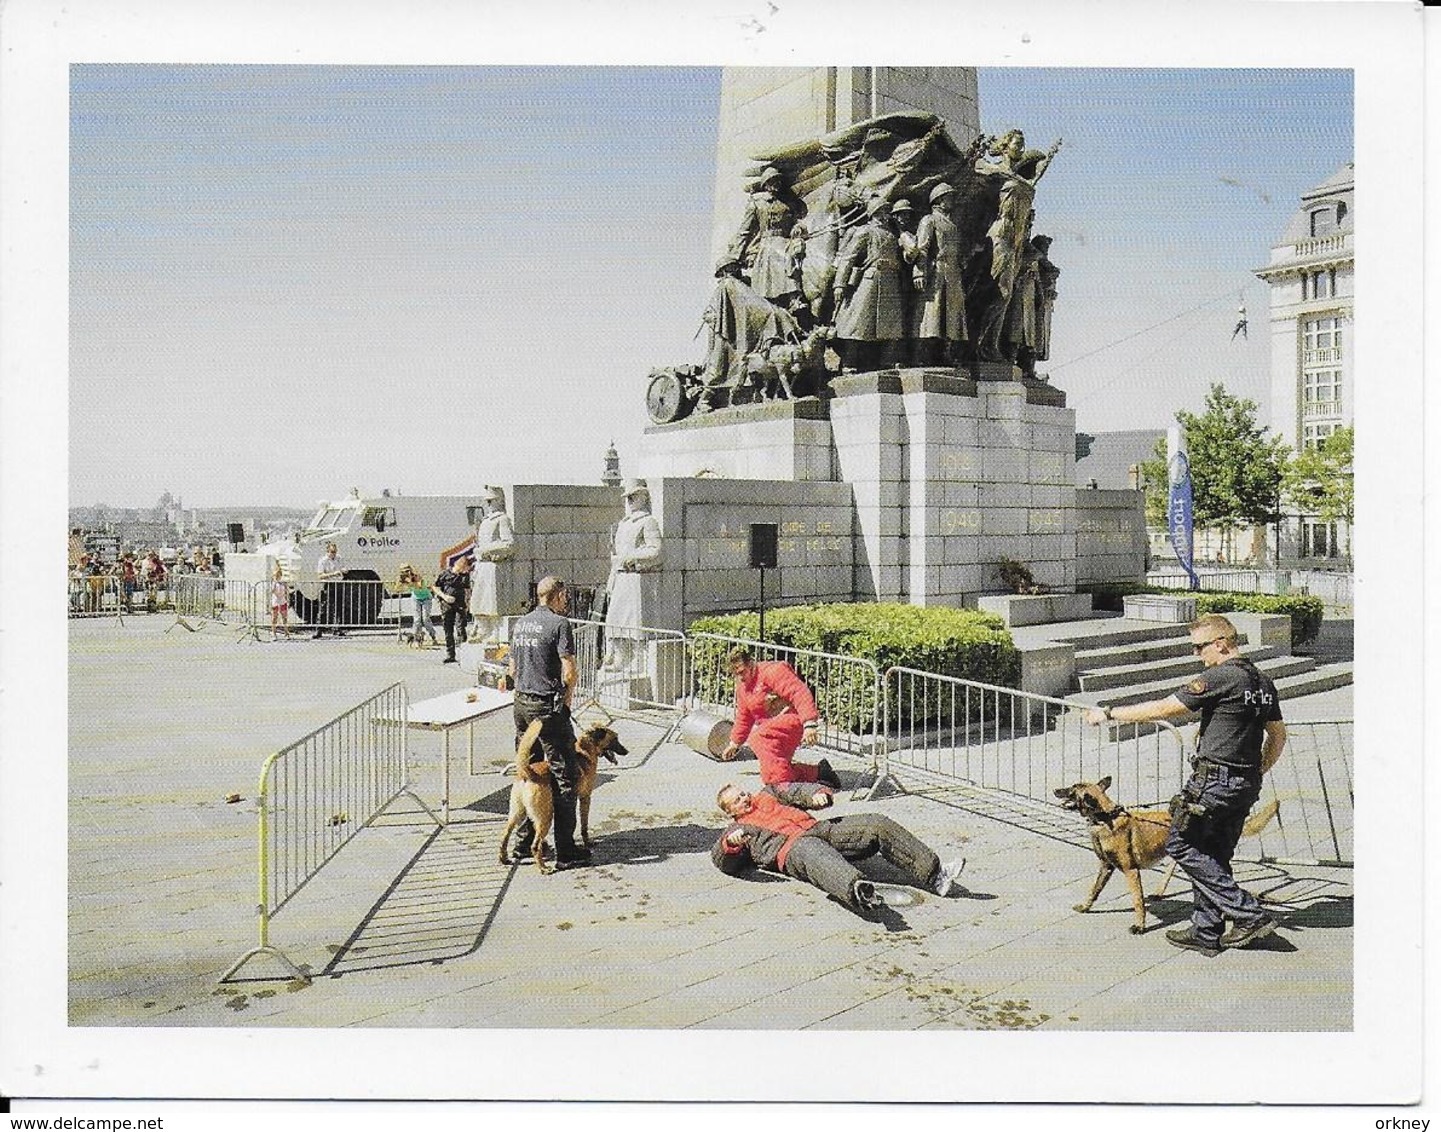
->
<box><xmin>1191</xmin><ymin>758</ymin><xmax>1257</xmax><ymax>783</ymax></box>
<box><xmin>516</xmin><ymin>690</ymin><xmax>564</xmax><ymax>709</ymax></box>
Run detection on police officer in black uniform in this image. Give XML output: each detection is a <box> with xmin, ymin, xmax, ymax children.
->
<box><xmin>1086</xmin><ymin>613</ymin><xmax>1287</xmax><ymax>957</ymax></box>
<box><xmin>432</xmin><ymin>556</ymin><xmax>472</xmax><ymax>664</ymax></box>
<box><xmin>506</xmin><ymin>575</ymin><xmax>587</xmax><ymax>867</ymax></box>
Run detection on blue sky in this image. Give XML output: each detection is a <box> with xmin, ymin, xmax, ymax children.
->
<box><xmin>978</xmin><ymin>67</ymin><xmax>1353</xmax><ymax>428</ymax></box>
<box><xmin>70</xmin><ymin>65</ymin><xmax>1352</xmax><ymax>508</ymax></box>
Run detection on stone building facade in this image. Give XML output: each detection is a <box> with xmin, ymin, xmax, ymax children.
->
<box><xmin>1255</xmin><ymin>162</ymin><xmax>1354</xmax><ymax>565</ymax></box>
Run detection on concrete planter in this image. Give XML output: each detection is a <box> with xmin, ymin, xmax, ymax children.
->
<box><xmin>978</xmin><ymin>592</ymin><xmax>1093</xmax><ymax>627</ymax></box>
<box><xmin>1122</xmin><ymin>594</ymin><xmax>1197</xmax><ymax>623</ymax></box>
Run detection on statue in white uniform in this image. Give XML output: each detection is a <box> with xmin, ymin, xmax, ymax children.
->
<box><xmin>602</xmin><ymin>478</ymin><xmax>664</xmax><ymax>671</ymax></box>
<box><xmin>468</xmin><ymin>485</ymin><xmax>516</xmax><ymax>643</ymax></box>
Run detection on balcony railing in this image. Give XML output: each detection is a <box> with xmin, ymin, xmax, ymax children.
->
<box><xmin>1302</xmin><ymin>346</ymin><xmax>1342</xmax><ymax>365</ymax></box>
<box><xmin>1292</xmin><ymin>233</ymin><xmax>1350</xmax><ymax>258</ymax></box>
<box><xmin>1302</xmin><ymin>399</ymin><xmax>1342</xmax><ymax>419</ymax></box>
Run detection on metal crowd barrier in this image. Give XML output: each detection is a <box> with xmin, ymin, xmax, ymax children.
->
<box><xmin>1148</xmin><ymin>570</ymin><xmax>1273</xmax><ymax>595</ymax></box>
<box><xmin>284</xmin><ymin>578</ymin><xmax>396</xmax><ymax>633</ymax></box>
<box><xmin>685</xmin><ymin>633</ymin><xmax>884</xmax><ymax>761</ymax></box>
<box><xmin>1147</xmin><ymin>568</ymin><xmax>1354</xmax><ymax>611</ymax></box>
<box><xmin>220</xmin><ymin>682</ymin><xmax>445</xmax><ymax>983</ymax></box>
<box><xmin>1244</xmin><ymin>719</ymin><xmax>1353</xmax><ymax>867</ymax></box>
<box><xmin>169</xmin><ymin>577</ymin><xmax>413</xmax><ymax>639</ymax></box>
<box><xmin>170</xmin><ymin>574</ymin><xmax>260</xmax><ymax>636</ymax></box>
<box><xmin>1294</xmin><ymin>571</ymin><xmax>1353</xmax><ymax>611</ymax></box>
<box><xmin>570</xmin><ymin>617</ymin><xmax>691</xmax><ymax>719</ymax></box>
<box><xmin>881</xmin><ymin>667</ymin><xmax>1189</xmax><ymax>809</ymax></box>
<box><xmin>67</xmin><ymin>575</ymin><xmax>124</xmax><ymax>620</ymax></box>
<box><xmin>141</xmin><ymin>579</ymin><xmax>173</xmax><ymax>612</ymax></box>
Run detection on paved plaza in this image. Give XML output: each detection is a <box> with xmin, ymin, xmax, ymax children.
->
<box><xmin>66</xmin><ymin>616</ymin><xmax>1352</xmax><ymax>1032</ymax></box>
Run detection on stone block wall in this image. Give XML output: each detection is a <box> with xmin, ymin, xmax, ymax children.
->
<box><xmin>830</xmin><ymin>372</ymin><xmax>907</xmax><ymax>602</ymax></box>
<box><xmin>901</xmin><ymin>377</ymin><xmax>1078</xmax><ymax>604</ymax></box>
<box><xmin>507</xmin><ymin>484</ymin><xmax>623</xmax><ymax>609</ymax></box>
<box><xmin>647</xmin><ymin>476</ymin><xmax>855</xmax><ymax>623</ymax></box>
<box><xmin>1075</xmin><ymin>488</ymin><xmax>1148</xmax><ymax>588</ymax></box>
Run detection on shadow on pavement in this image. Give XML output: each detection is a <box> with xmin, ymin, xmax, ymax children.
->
<box><xmin>319</xmin><ymin>820</ymin><xmax>515</xmax><ymax>977</ymax></box>
<box><xmin>1240</xmin><ymin>932</ymin><xmax>1301</xmax><ymax>954</ymax></box>
<box><xmin>464</xmin><ymin>785</ymin><xmax>515</xmax><ymax>817</ymax></box>
<box><xmin>1274</xmin><ymin>894</ymin><xmax>1353</xmax><ymax>930</ymax></box>
<box><xmin>587</xmin><ymin>822</ymin><xmax>722</xmax><ymax>865</ymax></box>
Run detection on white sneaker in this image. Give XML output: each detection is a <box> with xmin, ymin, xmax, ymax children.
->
<box><xmin>932</xmin><ymin>857</ymin><xmax>967</xmax><ymax>896</ymax></box>
<box><xmin>853</xmin><ymin>880</ymin><xmax>922</xmax><ymax>908</ymax></box>
<box><xmin>852</xmin><ymin>879</ymin><xmax>883</xmax><ymax>909</ymax></box>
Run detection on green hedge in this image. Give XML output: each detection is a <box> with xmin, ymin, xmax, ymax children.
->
<box><xmin>1081</xmin><ymin>584</ymin><xmax>1324</xmax><ymax>646</ymax></box>
<box><xmin>688</xmin><ymin>603</ymin><xmax>1020</xmax><ymax>733</ymax></box>
<box><xmin>1193</xmin><ymin>593</ymin><xmax>1324</xmax><ymax>646</ymax></box>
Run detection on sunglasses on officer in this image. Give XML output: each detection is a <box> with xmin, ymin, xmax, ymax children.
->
<box><xmin>1191</xmin><ymin>635</ymin><xmax>1233</xmax><ymax>654</ymax></box>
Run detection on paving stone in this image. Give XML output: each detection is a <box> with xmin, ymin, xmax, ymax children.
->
<box><xmin>65</xmin><ymin>618</ymin><xmax>1351</xmax><ymax>1033</ymax></box>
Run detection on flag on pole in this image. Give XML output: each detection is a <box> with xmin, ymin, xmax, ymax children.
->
<box><xmin>440</xmin><ymin>535</ymin><xmax>476</xmax><ymax>572</ymax></box>
<box><xmin>1167</xmin><ymin>426</ymin><xmax>1200</xmax><ymax>591</ymax></box>
<box><xmin>1231</xmin><ymin>302</ymin><xmax>1248</xmax><ymax>340</ymax></box>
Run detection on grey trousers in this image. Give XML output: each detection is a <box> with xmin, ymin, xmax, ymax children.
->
<box><xmin>783</xmin><ymin>814</ymin><xmax>940</xmax><ymax>908</ymax></box>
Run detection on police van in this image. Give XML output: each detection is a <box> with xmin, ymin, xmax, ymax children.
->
<box><xmin>223</xmin><ymin>492</ymin><xmax>489</xmax><ymax>608</ymax></box>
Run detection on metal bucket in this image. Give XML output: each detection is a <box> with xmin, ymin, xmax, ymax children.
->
<box><xmin>679</xmin><ymin>709</ymin><xmax>733</xmax><ymax>759</ymax></box>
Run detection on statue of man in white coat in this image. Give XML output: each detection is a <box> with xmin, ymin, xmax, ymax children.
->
<box><xmin>468</xmin><ymin>485</ymin><xmax>516</xmax><ymax>643</ymax></box>
<box><xmin>602</xmin><ymin>479</ymin><xmax>664</xmax><ymax>672</ymax></box>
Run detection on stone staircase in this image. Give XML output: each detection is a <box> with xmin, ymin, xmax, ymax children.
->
<box><xmin>1056</xmin><ymin>620</ymin><xmax>1354</xmax><ymax>711</ymax></box>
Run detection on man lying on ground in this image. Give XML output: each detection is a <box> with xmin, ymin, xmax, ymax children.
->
<box><xmin>710</xmin><ymin>783</ymin><xmax>967</xmax><ymax>915</ymax></box>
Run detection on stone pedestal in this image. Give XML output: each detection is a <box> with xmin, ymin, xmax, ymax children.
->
<box><xmin>900</xmin><ymin>372</ymin><xmax>1078</xmax><ymax>604</ymax></box>
<box><xmin>830</xmin><ymin>371</ymin><xmax>908</xmax><ymax>601</ymax></box>
<box><xmin>974</xmin><ymin>360</ymin><xmax>1068</xmax><ymax>407</ymax></box>
<box><xmin>978</xmin><ymin>592</ymin><xmax>1095</xmax><ymax>627</ymax></box>
<box><xmin>630</xmin><ymin>364</ymin><xmax>1082</xmax><ymax>619</ymax></box>
<box><xmin>635</xmin><ymin>399</ymin><xmax>834</xmax><ymax>482</ymax></box>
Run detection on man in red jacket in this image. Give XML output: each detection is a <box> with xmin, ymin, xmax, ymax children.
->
<box><xmin>719</xmin><ymin>646</ymin><xmax>841</xmax><ymax>802</ymax></box>
<box><xmin>711</xmin><ymin>783</ymin><xmax>967</xmax><ymax>915</ymax></box>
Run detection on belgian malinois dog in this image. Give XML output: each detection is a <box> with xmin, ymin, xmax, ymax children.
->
<box><xmin>499</xmin><ymin>720</ymin><xmax>629</xmax><ymax>874</ymax></box>
<box><xmin>1054</xmin><ymin>776</ymin><xmax>1279</xmax><ymax>935</ymax></box>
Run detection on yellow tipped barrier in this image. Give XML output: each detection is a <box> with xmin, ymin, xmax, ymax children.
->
<box><xmin>220</xmin><ymin>682</ymin><xmax>445</xmax><ymax>983</ymax></box>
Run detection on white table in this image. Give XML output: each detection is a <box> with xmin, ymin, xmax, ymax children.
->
<box><xmin>391</xmin><ymin>685</ymin><xmax>514</xmax><ymax>824</ymax></box>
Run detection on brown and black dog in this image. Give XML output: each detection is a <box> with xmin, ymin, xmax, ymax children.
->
<box><xmin>498</xmin><ymin>720</ymin><xmax>629</xmax><ymax>874</ymax></box>
<box><xmin>1054</xmin><ymin>776</ymin><xmax>1279</xmax><ymax>935</ymax></box>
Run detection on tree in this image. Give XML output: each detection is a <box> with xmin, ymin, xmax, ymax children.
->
<box><xmin>1282</xmin><ymin>425</ymin><xmax>1354</xmax><ymax>557</ymax></box>
<box><xmin>1139</xmin><ymin>384</ymin><xmax>1290</xmax><ymax>539</ymax></box>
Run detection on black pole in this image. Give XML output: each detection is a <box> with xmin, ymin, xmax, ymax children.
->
<box><xmin>758</xmin><ymin>566</ymin><xmax>765</xmax><ymax>642</ymax></box>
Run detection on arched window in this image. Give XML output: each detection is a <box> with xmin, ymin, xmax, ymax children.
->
<box><xmin>1310</xmin><ymin>206</ymin><xmax>1336</xmax><ymax>237</ymax></box>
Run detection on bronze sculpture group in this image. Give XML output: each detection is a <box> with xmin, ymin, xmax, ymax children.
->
<box><xmin>646</xmin><ymin>113</ymin><xmax>1062</xmax><ymax>424</ymax></box>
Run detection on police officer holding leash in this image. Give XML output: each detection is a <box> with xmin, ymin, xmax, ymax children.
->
<box><xmin>1085</xmin><ymin>614</ymin><xmax>1286</xmax><ymax>957</ymax></box>
<box><xmin>506</xmin><ymin>575</ymin><xmax>588</xmax><ymax>868</ymax></box>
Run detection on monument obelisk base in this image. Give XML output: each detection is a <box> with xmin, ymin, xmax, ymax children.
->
<box><xmin>632</xmin><ymin>365</ymin><xmax>1079</xmax><ymax>615</ymax></box>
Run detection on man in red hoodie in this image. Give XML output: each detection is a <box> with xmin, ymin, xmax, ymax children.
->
<box><xmin>719</xmin><ymin>646</ymin><xmax>841</xmax><ymax>803</ymax></box>
<box><xmin>711</xmin><ymin>783</ymin><xmax>967</xmax><ymax>915</ymax></box>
